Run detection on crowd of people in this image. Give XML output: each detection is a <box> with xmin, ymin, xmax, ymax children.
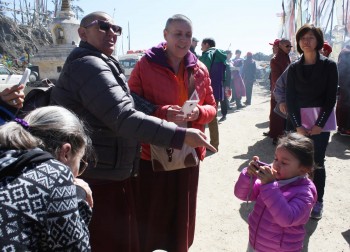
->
<box><xmin>0</xmin><ymin>10</ymin><xmax>349</xmax><ymax>252</ymax></box>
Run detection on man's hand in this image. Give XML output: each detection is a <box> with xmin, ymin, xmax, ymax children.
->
<box><xmin>184</xmin><ymin>128</ymin><xmax>217</xmax><ymax>152</ymax></box>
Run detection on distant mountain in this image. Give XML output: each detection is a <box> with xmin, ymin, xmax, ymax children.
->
<box><xmin>0</xmin><ymin>14</ymin><xmax>52</xmax><ymax>65</ymax></box>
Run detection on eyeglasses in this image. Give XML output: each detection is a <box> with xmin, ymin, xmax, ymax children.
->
<box><xmin>285</xmin><ymin>45</ymin><xmax>293</xmax><ymax>48</ymax></box>
<box><xmin>78</xmin><ymin>159</ymin><xmax>88</xmax><ymax>176</ymax></box>
<box><xmin>84</xmin><ymin>20</ymin><xmax>122</xmax><ymax>36</ymax></box>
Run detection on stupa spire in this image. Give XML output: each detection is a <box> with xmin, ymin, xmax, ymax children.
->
<box><xmin>61</xmin><ymin>0</ymin><xmax>71</xmax><ymax>12</ymax></box>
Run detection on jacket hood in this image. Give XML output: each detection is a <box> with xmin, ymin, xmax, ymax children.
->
<box><xmin>202</xmin><ymin>47</ymin><xmax>216</xmax><ymax>55</ymax></box>
<box><xmin>0</xmin><ymin>148</ymin><xmax>54</xmax><ymax>179</ymax></box>
<box><xmin>145</xmin><ymin>42</ymin><xmax>197</xmax><ymax>71</ymax></box>
<box><xmin>203</xmin><ymin>47</ymin><xmax>227</xmax><ymax>58</ymax></box>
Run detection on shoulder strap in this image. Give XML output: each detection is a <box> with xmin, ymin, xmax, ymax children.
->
<box><xmin>107</xmin><ymin>57</ymin><xmax>129</xmax><ymax>93</ymax></box>
<box><xmin>187</xmin><ymin>68</ymin><xmax>195</xmax><ymax>98</ymax></box>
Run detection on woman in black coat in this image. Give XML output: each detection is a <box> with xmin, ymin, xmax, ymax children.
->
<box><xmin>286</xmin><ymin>24</ymin><xmax>338</xmax><ymax>220</ymax></box>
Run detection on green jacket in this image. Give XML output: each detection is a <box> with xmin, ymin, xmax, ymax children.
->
<box><xmin>199</xmin><ymin>47</ymin><xmax>227</xmax><ymax>72</ymax></box>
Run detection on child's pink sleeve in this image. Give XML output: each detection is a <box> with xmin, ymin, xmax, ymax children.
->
<box><xmin>234</xmin><ymin>167</ymin><xmax>259</xmax><ymax>201</ymax></box>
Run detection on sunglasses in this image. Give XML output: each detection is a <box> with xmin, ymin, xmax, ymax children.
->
<box><xmin>84</xmin><ymin>20</ymin><xmax>122</xmax><ymax>36</ymax></box>
<box><xmin>285</xmin><ymin>45</ymin><xmax>293</xmax><ymax>48</ymax></box>
<box><xmin>78</xmin><ymin>159</ymin><xmax>88</xmax><ymax>176</ymax></box>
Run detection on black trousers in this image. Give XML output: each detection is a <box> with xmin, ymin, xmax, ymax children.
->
<box><xmin>309</xmin><ymin>132</ymin><xmax>330</xmax><ymax>203</ymax></box>
<box><xmin>219</xmin><ymin>99</ymin><xmax>227</xmax><ymax>116</ymax></box>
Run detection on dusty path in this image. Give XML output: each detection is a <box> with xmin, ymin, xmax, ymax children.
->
<box><xmin>190</xmin><ymin>84</ymin><xmax>350</xmax><ymax>252</ymax></box>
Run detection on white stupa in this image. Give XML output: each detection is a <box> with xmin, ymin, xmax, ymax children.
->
<box><xmin>31</xmin><ymin>0</ymin><xmax>80</xmax><ymax>83</ymax></box>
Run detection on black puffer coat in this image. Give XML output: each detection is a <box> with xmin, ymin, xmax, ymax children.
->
<box><xmin>51</xmin><ymin>41</ymin><xmax>182</xmax><ymax>181</ymax></box>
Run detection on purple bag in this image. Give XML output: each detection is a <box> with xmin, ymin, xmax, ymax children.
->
<box><xmin>300</xmin><ymin>107</ymin><xmax>337</xmax><ymax>131</ymax></box>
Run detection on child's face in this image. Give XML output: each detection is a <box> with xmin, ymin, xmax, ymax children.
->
<box><xmin>272</xmin><ymin>147</ymin><xmax>307</xmax><ymax>180</ymax></box>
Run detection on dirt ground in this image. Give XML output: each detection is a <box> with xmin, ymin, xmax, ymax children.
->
<box><xmin>190</xmin><ymin>84</ymin><xmax>350</xmax><ymax>252</ymax></box>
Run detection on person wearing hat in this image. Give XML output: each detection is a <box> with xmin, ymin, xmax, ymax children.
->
<box><xmin>320</xmin><ymin>41</ymin><xmax>332</xmax><ymax>57</ymax></box>
<box><xmin>269</xmin><ymin>39</ymin><xmax>281</xmax><ymax>55</ymax></box>
<box><xmin>242</xmin><ymin>52</ymin><xmax>256</xmax><ymax>105</ymax></box>
<box><xmin>190</xmin><ymin>37</ymin><xmax>199</xmax><ymax>57</ymax></box>
<box><xmin>268</xmin><ymin>38</ymin><xmax>291</xmax><ymax>144</ymax></box>
<box><xmin>263</xmin><ymin>39</ymin><xmax>282</xmax><ymax>137</ymax></box>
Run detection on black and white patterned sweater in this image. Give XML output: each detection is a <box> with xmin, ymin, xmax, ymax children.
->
<box><xmin>0</xmin><ymin>149</ymin><xmax>91</xmax><ymax>251</ymax></box>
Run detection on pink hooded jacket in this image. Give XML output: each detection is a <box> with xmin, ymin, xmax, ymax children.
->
<box><xmin>234</xmin><ymin>168</ymin><xmax>317</xmax><ymax>252</ymax></box>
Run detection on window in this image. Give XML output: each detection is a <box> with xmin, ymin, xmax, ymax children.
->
<box><xmin>119</xmin><ymin>59</ymin><xmax>138</xmax><ymax>69</ymax></box>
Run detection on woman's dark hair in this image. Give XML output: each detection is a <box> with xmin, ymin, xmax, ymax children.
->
<box><xmin>277</xmin><ymin>133</ymin><xmax>314</xmax><ymax>172</ymax></box>
<box><xmin>295</xmin><ymin>24</ymin><xmax>324</xmax><ymax>54</ymax></box>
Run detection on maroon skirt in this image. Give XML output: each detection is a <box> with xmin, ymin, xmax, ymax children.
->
<box><xmin>84</xmin><ymin>177</ymin><xmax>140</xmax><ymax>252</ymax></box>
<box><xmin>269</xmin><ymin>97</ymin><xmax>286</xmax><ymax>139</ymax></box>
<box><xmin>134</xmin><ymin>159</ymin><xmax>200</xmax><ymax>252</ymax></box>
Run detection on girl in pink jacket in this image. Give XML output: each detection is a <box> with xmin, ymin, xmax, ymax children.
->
<box><xmin>234</xmin><ymin>133</ymin><xmax>317</xmax><ymax>252</ymax></box>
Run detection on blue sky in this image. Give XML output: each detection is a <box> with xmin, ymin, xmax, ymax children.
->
<box><xmin>74</xmin><ymin>0</ymin><xmax>283</xmax><ymax>56</ymax></box>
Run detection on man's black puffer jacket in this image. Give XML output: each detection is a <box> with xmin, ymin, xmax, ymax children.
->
<box><xmin>51</xmin><ymin>41</ymin><xmax>182</xmax><ymax>181</ymax></box>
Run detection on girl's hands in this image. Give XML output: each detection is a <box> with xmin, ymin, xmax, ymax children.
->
<box><xmin>246</xmin><ymin>156</ymin><xmax>276</xmax><ymax>184</ymax></box>
<box><xmin>257</xmin><ymin>166</ymin><xmax>276</xmax><ymax>185</ymax></box>
<box><xmin>246</xmin><ymin>156</ymin><xmax>260</xmax><ymax>177</ymax></box>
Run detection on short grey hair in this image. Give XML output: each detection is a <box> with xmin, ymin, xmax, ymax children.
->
<box><xmin>165</xmin><ymin>14</ymin><xmax>192</xmax><ymax>30</ymax></box>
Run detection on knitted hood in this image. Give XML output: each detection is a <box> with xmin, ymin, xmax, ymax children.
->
<box><xmin>145</xmin><ymin>42</ymin><xmax>197</xmax><ymax>71</ymax></box>
<box><xmin>0</xmin><ymin>148</ymin><xmax>53</xmax><ymax>179</ymax></box>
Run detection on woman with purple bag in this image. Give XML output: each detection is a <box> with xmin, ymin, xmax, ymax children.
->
<box><xmin>286</xmin><ymin>24</ymin><xmax>338</xmax><ymax>220</ymax></box>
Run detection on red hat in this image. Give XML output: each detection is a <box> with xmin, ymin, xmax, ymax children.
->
<box><xmin>323</xmin><ymin>41</ymin><xmax>332</xmax><ymax>53</ymax></box>
<box><xmin>269</xmin><ymin>39</ymin><xmax>281</xmax><ymax>46</ymax></box>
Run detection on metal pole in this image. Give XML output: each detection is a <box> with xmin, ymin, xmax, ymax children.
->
<box><xmin>128</xmin><ymin>21</ymin><xmax>130</xmax><ymax>51</ymax></box>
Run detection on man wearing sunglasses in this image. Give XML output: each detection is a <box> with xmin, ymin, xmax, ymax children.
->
<box><xmin>267</xmin><ymin>38</ymin><xmax>292</xmax><ymax>145</ymax></box>
<box><xmin>50</xmin><ymin>11</ymin><xmax>215</xmax><ymax>252</ymax></box>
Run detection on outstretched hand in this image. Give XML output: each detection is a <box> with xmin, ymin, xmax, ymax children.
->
<box><xmin>184</xmin><ymin>128</ymin><xmax>217</xmax><ymax>152</ymax></box>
